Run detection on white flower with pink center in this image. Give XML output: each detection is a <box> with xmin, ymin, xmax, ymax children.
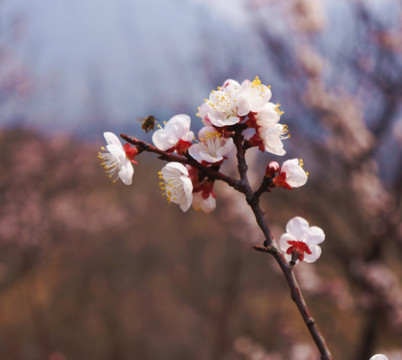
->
<box><xmin>279</xmin><ymin>216</ymin><xmax>325</xmax><ymax>264</ymax></box>
<box><xmin>188</xmin><ymin>126</ymin><xmax>235</xmax><ymax>164</ymax></box>
<box><xmin>158</xmin><ymin>162</ymin><xmax>193</xmax><ymax>212</ymax></box>
<box><xmin>236</xmin><ymin>76</ymin><xmax>272</xmax><ymax>116</ymax></box>
<box><xmin>198</xmin><ymin>79</ymin><xmax>241</xmax><ymax>127</ymax></box>
<box><xmin>98</xmin><ymin>132</ymin><xmax>137</xmax><ymax>185</ymax></box>
<box><xmin>273</xmin><ymin>159</ymin><xmax>308</xmax><ymax>189</ymax></box>
<box><xmin>152</xmin><ymin>114</ymin><xmax>194</xmax><ymax>154</ymax></box>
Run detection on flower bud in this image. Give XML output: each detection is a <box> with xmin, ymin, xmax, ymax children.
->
<box><xmin>265</xmin><ymin>161</ymin><xmax>280</xmax><ymax>178</ymax></box>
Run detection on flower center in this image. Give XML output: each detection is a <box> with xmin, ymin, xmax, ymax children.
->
<box><xmin>286</xmin><ymin>240</ymin><xmax>311</xmax><ymax>262</ymax></box>
<box><xmin>158</xmin><ymin>171</ymin><xmax>185</xmax><ymax>204</ymax></box>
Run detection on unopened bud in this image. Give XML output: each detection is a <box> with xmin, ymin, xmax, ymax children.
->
<box><xmin>265</xmin><ymin>161</ymin><xmax>280</xmax><ymax>178</ymax></box>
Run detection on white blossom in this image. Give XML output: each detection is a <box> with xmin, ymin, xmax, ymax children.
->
<box><xmin>152</xmin><ymin>114</ymin><xmax>194</xmax><ymax>153</ymax></box>
<box><xmin>279</xmin><ymin>216</ymin><xmax>325</xmax><ymax>264</ymax></box>
<box><xmin>259</xmin><ymin>123</ymin><xmax>288</xmax><ymax>156</ymax></box>
<box><xmin>158</xmin><ymin>162</ymin><xmax>193</xmax><ymax>212</ymax></box>
<box><xmin>188</xmin><ymin>126</ymin><xmax>235</xmax><ymax>164</ymax></box>
<box><xmin>98</xmin><ymin>132</ymin><xmax>134</xmax><ymax>185</ymax></box>
<box><xmin>236</xmin><ymin>76</ymin><xmax>272</xmax><ymax>116</ymax></box>
<box><xmin>274</xmin><ymin>159</ymin><xmax>308</xmax><ymax>189</ymax></box>
<box><xmin>198</xmin><ymin>79</ymin><xmax>241</xmax><ymax>127</ymax></box>
<box><xmin>256</xmin><ymin>102</ymin><xmax>282</xmax><ymax>128</ymax></box>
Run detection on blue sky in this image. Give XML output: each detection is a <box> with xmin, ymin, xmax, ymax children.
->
<box><xmin>0</xmin><ymin>0</ymin><xmax>400</xmax><ymax>138</ymax></box>
<box><xmin>1</xmin><ymin>0</ymin><xmax>264</xmax><ymax>134</ymax></box>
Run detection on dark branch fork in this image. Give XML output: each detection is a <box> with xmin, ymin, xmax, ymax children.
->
<box><xmin>121</xmin><ymin>129</ymin><xmax>333</xmax><ymax>360</ymax></box>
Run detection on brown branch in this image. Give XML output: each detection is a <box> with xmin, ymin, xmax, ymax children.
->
<box><xmin>254</xmin><ymin>245</ymin><xmax>333</xmax><ymax>360</ymax></box>
<box><xmin>233</xmin><ymin>131</ymin><xmax>333</xmax><ymax>359</ymax></box>
<box><xmin>120</xmin><ymin>134</ymin><xmax>240</xmax><ymax>190</ymax></box>
<box><xmin>122</xmin><ymin>130</ymin><xmax>333</xmax><ymax>359</ymax></box>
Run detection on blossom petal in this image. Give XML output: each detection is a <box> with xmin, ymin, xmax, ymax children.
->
<box><xmin>152</xmin><ymin>114</ymin><xmax>194</xmax><ymax>151</ymax></box>
<box><xmin>104</xmin><ymin>132</ymin><xmax>123</xmax><ymax>147</ymax></box>
<box><xmin>281</xmin><ymin>159</ymin><xmax>308</xmax><ymax>188</ymax></box>
<box><xmin>160</xmin><ymin>162</ymin><xmax>193</xmax><ymax>212</ymax></box>
<box><xmin>278</xmin><ymin>233</ymin><xmax>294</xmax><ymax>253</ymax></box>
<box><xmin>192</xmin><ymin>192</ymin><xmax>216</xmax><ymax>213</ymax></box>
<box><xmin>106</xmin><ymin>144</ymin><xmax>126</xmax><ymax>163</ymax></box>
<box><xmin>286</xmin><ymin>216</ymin><xmax>309</xmax><ymax>240</ymax></box>
<box><xmin>303</xmin><ymin>245</ymin><xmax>322</xmax><ymax>263</ymax></box>
<box><xmin>370</xmin><ymin>355</ymin><xmax>388</xmax><ymax>360</ymax></box>
<box><xmin>261</xmin><ymin>124</ymin><xmax>286</xmax><ymax>156</ymax></box>
<box><xmin>118</xmin><ymin>161</ymin><xmax>134</xmax><ymax>185</ymax></box>
<box><xmin>178</xmin><ymin>176</ymin><xmax>193</xmax><ymax>212</ymax></box>
<box><xmin>257</xmin><ymin>102</ymin><xmax>280</xmax><ymax>128</ymax></box>
<box><xmin>163</xmin><ymin>162</ymin><xmax>189</xmax><ymax>176</ymax></box>
<box><xmin>306</xmin><ymin>226</ymin><xmax>325</xmax><ymax>245</ymax></box>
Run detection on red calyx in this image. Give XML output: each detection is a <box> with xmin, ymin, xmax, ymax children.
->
<box><xmin>273</xmin><ymin>171</ymin><xmax>292</xmax><ymax>190</ymax></box>
<box><xmin>175</xmin><ymin>139</ymin><xmax>192</xmax><ymax>156</ymax></box>
<box><xmin>123</xmin><ymin>143</ymin><xmax>139</xmax><ymax>164</ymax></box>
<box><xmin>265</xmin><ymin>161</ymin><xmax>280</xmax><ymax>178</ymax></box>
<box><xmin>286</xmin><ymin>240</ymin><xmax>311</xmax><ymax>262</ymax></box>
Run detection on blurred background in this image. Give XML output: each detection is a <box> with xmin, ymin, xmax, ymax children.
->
<box><xmin>0</xmin><ymin>0</ymin><xmax>401</xmax><ymax>359</ymax></box>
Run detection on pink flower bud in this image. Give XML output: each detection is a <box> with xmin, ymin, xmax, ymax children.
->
<box><xmin>265</xmin><ymin>161</ymin><xmax>280</xmax><ymax>178</ymax></box>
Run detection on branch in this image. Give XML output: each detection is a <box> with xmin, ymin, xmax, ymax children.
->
<box><xmin>254</xmin><ymin>244</ymin><xmax>333</xmax><ymax>359</ymax></box>
<box><xmin>232</xmin><ymin>129</ymin><xmax>333</xmax><ymax>358</ymax></box>
<box><xmin>120</xmin><ymin>134</ymin><xmax>240</xmax><ymax>190</ymax></box>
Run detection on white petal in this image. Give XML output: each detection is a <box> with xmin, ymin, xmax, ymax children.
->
<box><xmin>236</xmin><ymin>78</ymin><xmax>272</xmax><ymax>116</ymax></box>
<box><xmin>201</xmin><ymin>194</ymin><xmax>216</xmax><ymax>213</ymax></box>
<box><xmin>168</xmin><ymin>114</ymin><xmax>191</xmax><ymax>131</ymax></box>
<box><xmin>216</xmin><ymin>138</ymin><xmax>235</xmax><ymax>158</ymax></box>
<box><xmin>118</xmin><ymin>161</ymin><xmax>134</xmax><ymax>185</ymax></box>
<box><xmin>279</xmin><ymin>233</ymin><xmax>294</xmax><ymax>253</ymax></box>
<box><xmin>104</xmin><ymin>132</ymin><xmax>123</xmax><ymax>147</ymax></box>
<box><xmin>152</xmin><ymin>114</ymin><xmax>193</xmax><ymax>151</ymax></box>
<box><xmin>303</xmin><ymin>245</ymin><xmax>322</xmax><ymax>263</ymax></box>
<box><xmin>256</xmin><ymin>102</ymin><xmax>280</xmax><ymax>128</ymax></box>
<box><xmin>209</xmin><ymin>114</ymin><xmax>240</xmax><ymax>127</ymax></box>
<box><xmin>222</xmin><ymin>79</ymin><xmax>241</xmax><ymax>91</ymax></box>
<box><xmin>178</xmin><ymin>177</ymin><xmax>193</xmax><ymax>212</ymax></box>
<box><xmin>163</xmin><ymin>162</ymin><xmax>189</xmax><ymax>176</ymax></box>
<box><xmin>370</xmin><ymin>355</ymin><xmax>388</xmax><ymax>360</ymax></box>
<box><xmin>282</xmin><ymin>159</ymin><xmax>308</xmax><ymax>188</ymax></box>
<box><xmin>286</xmin><ymin>216</ymin><xmax>309</xmax><ymax>240</ymax></box>
<box><xmin>281</xmin><ymin>158</ymin><xmax>299</xmax><ymax>170</ymax></box>
<box><xmin>192</xmin><ymin>192</ymin><xmax>216</xmax><ymax>213</ymax></box>
<box><xmin>261</xmin><ymin>125</ymin><xmax>286</xmax><ymax>156</ymax></box>
<box><xmin>306</xmin><ymin>226</ymin><xmax>325</xmax><ymax>245</ymax></box>
<box><xmin>106</xmin><ymin>144</ymin><xmax>126</xmax><ymax>162</ymax></box>
<box><xmin>188</xmin><ymin>143</ymin><xmax>209</xmax><ymax>163</ymax></box>
<box><xmin>152</xmin><ymin>130</ymin><xmax>173</xmax><ymax>150</ymax></box>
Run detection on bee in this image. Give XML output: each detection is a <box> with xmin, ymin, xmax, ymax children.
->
<box><xmin>137</xmin><ymin>115</ymin><xmax>157</xmax><ymax>133</ymax></box>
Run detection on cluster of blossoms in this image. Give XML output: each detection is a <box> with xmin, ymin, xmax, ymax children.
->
<box><xmin>98</xmin><ymin>77</ymin><xmax>323</xmax><ymax>264</ymax></box>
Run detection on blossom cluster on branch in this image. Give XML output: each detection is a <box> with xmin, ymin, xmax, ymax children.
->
<box><xmin>98</xmin><ymin>76</ymin><xmax>318</xmax><ymax>264</ymax></box>
<box><xmin>97</xmin><ymin>76</ymin><xmax>394</xmax><ymax>359</ymax></box>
